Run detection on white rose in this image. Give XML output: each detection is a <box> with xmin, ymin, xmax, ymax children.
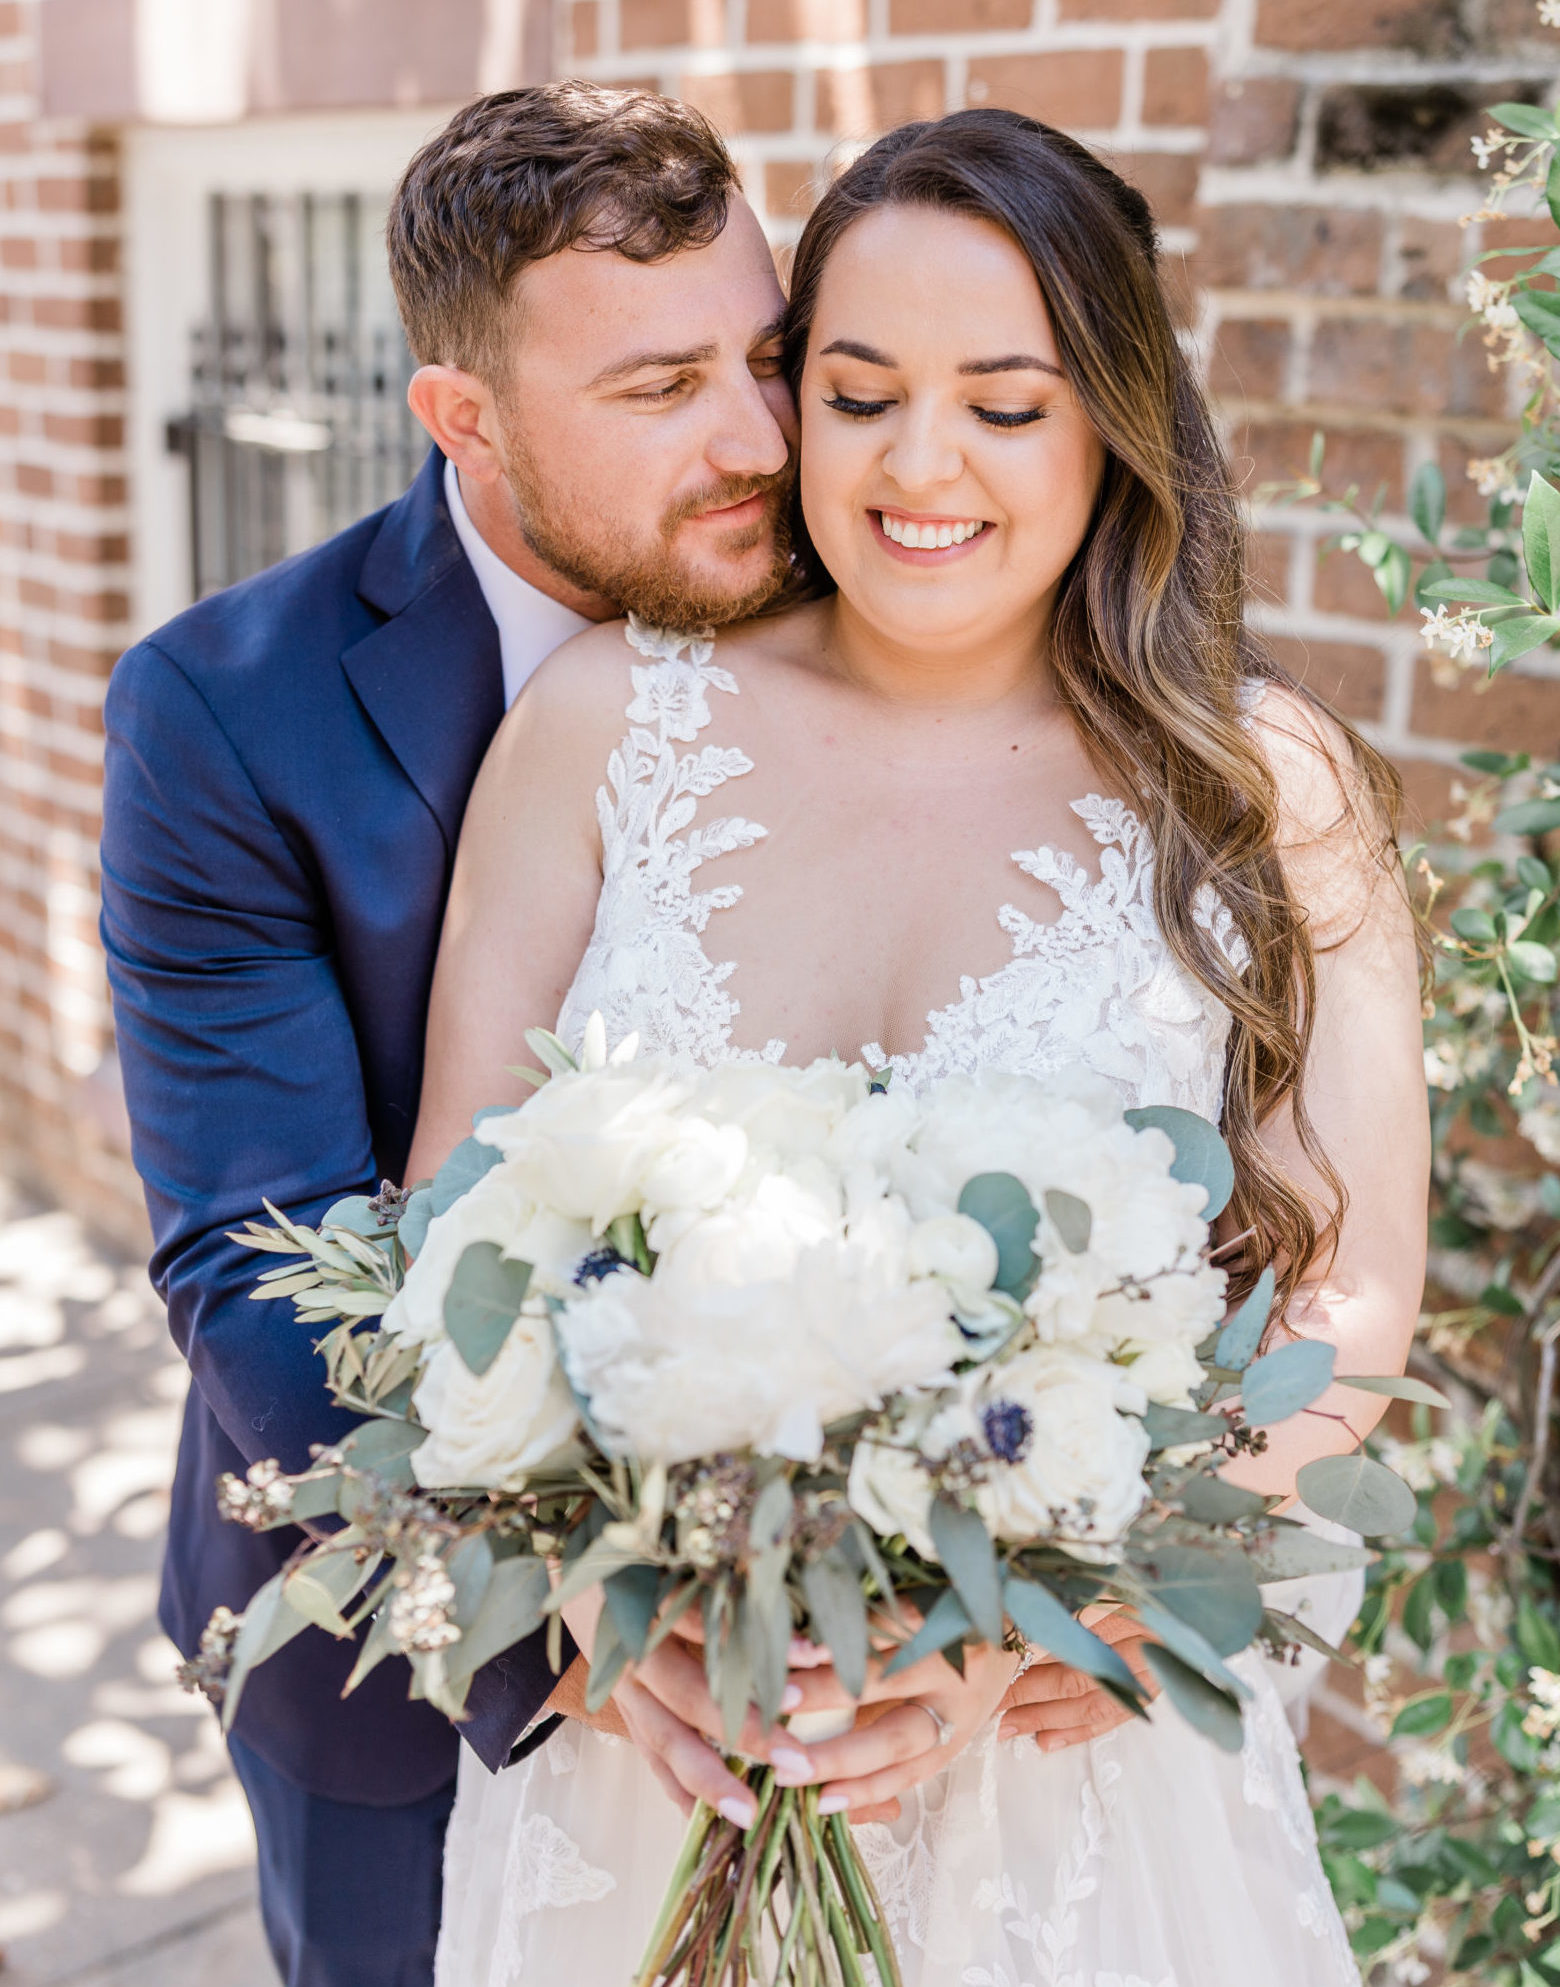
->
<box><xmin>690</xmin><ymin>1058</ymin><xmax>870</xmax><ymax>1167</ymax></box>
<box><xmin>410</xmin><ymin>1306</ymin><xmax>581</xmax><ymax>1490</ymax></box>
<box><xmin>639</xmin><ymin>1117</ymin><xmax>749</xmax><ymax>1231</ymax></box>
<box><xmin>847</xmin><ymin>1437</ymin><xmax>937</xmax><ymax>1558</ymax></box>
<box><xmin>1119</xmin><ymin>1337</ymin><xmax>1205</xmax><ymax>1407</ymax></box>
<box><xmin>908</xmin><ymin>1213</ymin><xmax>1000</xmax><ymax>1295</ymax></box>
<box><xmin>384</xmin><ymin>1168</ymin><xmax>592</xmax><ymax>1344</ymax></box>
<box><xmin>969</xmin><ymin>1348</ymin><xmax>1150</xmax><ymax>1560</ymax></box>
<box><xmin>474</xmin><ymin>1063</ymin><xmax>692</xmax><ymax>1232</ymax></box>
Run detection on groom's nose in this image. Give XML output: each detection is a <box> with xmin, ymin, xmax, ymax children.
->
<box><xmin>703</xmin><ymin>366</ymin><xmax>795</xmax><ymax>483</ymax></box>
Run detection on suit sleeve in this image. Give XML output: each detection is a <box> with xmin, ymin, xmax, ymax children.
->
<box><xmin>101</xmin><ymin>638</ymin><xmax>379</xmax><ymax>1472</ymax></box>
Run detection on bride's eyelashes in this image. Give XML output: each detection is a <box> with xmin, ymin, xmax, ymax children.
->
<box><xmin>821</xmin><ymin>391</ymin><xmax>1047</xmax><ymax>429</ymax></box>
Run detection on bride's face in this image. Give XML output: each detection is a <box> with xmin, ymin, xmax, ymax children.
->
<box><xmin>798</xmin><ymin>205</ymin><xmax>1107</xmax><ymax>656</ymax></box>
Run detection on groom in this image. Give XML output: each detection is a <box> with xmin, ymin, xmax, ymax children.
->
<box><xmin>102</xmin><ymin>82</ymin><xmax>1145</xmax><ymax>1987</ymax></box>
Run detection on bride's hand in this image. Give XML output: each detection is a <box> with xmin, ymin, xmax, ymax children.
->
<box><xmin>788</xmin><ymin>1640</ymin><xmax>1022</xmax><ymax>1819</ymax></box>
<box><xmin>997</xmin><ymin>1607</ymin><xmax>1160</xmax><ymax>1751</ymax></box>
<box><xmin>559</xmin><ymin>1592</ymin><xmax>845</xmax><ymax>1825</ymax></box>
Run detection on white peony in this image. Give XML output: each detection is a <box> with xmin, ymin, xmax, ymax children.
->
<box><xmin>847</xmin><ymin>1434</ymin><xmax>937</xmax><ymax>1558</ymax></box>
<box><xmin>1117</xmin><ymin>1336</ymin><xmax>1205</xmax><ymax>1408</ymax></box>
<box><xmin>968</xmin><ymin>1348</ymin><xmax>1151</xmax><ymax>1559</ymax></box>
<box><xmin>410</xmin><ymin>1304</ymin><xmax>581</xmax><ymax>1490</ymax></box>
<box><xmin>689</xmin><ymin>1058</ymin><xmax>870</xmax><ymax>1169</ymax></box>
<box><xmin>556</xmin><ymin>1229</ymin><xmax>962</xmax><ymax>1465</ymax></box>
<box><xmin>908</xmin><ymin>1213</ymin><xmax>1000</xmax><ymax>1296</ymax></box>
<box><xmin>474</xmin><ymin>1062</ymin><xmax>692</xmax><ymax>1232</ymax></box>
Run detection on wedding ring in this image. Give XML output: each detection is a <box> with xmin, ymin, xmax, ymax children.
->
<box><xmin>909</xmin><ymin>1700</ymin><xmax>952</xmax><ymax>1750</ymax></box>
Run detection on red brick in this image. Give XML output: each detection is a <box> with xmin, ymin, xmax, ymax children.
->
<box><xmin>681</xmin><ymin>69</ymin><xmax>794</xmax><ymax>134</ymax></box>
<box><xmin>41</xmin><ymin>411</ymin><xmax>124</xmax><ymax>449</ymax></box>
<box><xmin>1395</xmin><ymin>217</ymin><xmax>1468</xmax><ymax>304</ymax></box>
<box><xmin>966</xmin><ymin>49</ymin><xmax>1123</xmax><ymax>129</ymax></box>
<box><xmin>1196</xmin><ymin>205</ymin><xmax>1382</xmax><ymax>297</ymax></box>
<box><xmin>0</xmin><ymin>234</ymin><xmax>35</xmax><ymax>267</ymax></box>
<box><xmin>14</xmin><ymin>461</ymin><xmax>50</xmax><ymax>497</ymax></box>
<box><xmin>1262</xmin><ymin>0</ymin><xmax>1466</xmax><ymax>48</ymax></box>
<box><xmin>1396</xmin><ymin>759</ymin><xmax>1459</xmax><ymax>840</ymax></box>
<box><xmin>748</xmin><ymin>0</ymin><xmax>866</xmax><ymax>36</ymax></box>
<box><xmin>764</xmin><ymin>160</ymin><xmax>817</xmax><ymax>221</ymax></box>
<box><xmin>1264</xmin><ymin>636</ymin><xmax>1386</xmax><ymax>722</ymax></box>
<box><xmin>57</xmin><ymin>234</ymin><xmax>118</xmax><ymax>275</ymax></box>
<box><xmin>570</xmin><ymin>0</ymin><xmax>599</xmax><ymax>57</ymax></box>
<box><xmin>1124</xmin><ymin>152</ymin><xmax>1199</xmax><ymax>228</ymax></box>
<box><xmin>1143</xmin><ymin>46</ymin><xmax>1208</xmax><ymax>127</ymax></box>
<box><xmin>0</xmin><ymin>5</ymin><xmax>26</xmax><ymax>32</ymax></box>
<box><xmin>1308</xmin><ymin>318</ymin><xmax>1505</xmax><ymax>421</ymax></box>
<box><xmin>890</xmin><ymin>0</ymin><xmax>1030</xmax><ymax>26</ymax></box>
<box><xmin>1311</xmin><ymin>542</ymin><xmax>1395</xmax><ymax>621</ymax></box>
<box><xmin>1411</xmin><ymin>661</ymin><xmax>1560</xmax><ymax>752</ymax></box>
<box><xmin>1209</xmin><ymin>318</ymin><xmax>1290</xmax><ymax>402</ymax></box>
<box><xmin>32</xmin><ymin>295</ymin><xmax>121</xmax><ymax>333</ymax></box>
<box><xmin>1233</xmin><ymin>420</ymin><xmax>1405</xmax><ymax>508</ymax></box>
<box><xmin>1437</xmin><ymin>432</ymin><xmax>1519</xmax><ymax>526</ymax></box>
<box><xmin>817</xmin><ymin>61</ymin><xmax>946</xmax><ymax>136</ymax></box>
<box><xmin>67</xmin><ymin>356</ymin><xmax>124</xmax><ymax>390</ymax></box>
<box><xmin>621</xmin><ymin>0</ymin><xmax>726</xmax><ymax>45</ymax></box>
<box><xmin>1060</xmin><ymin>0</ymin><xmax>1215</xmax><ymax>13</ymax></box>
<box><xmin>36</xmin><ymin>174</ymin><xmax>117</xmax><ymax>215</ymax></box>
<box><xmin>1207</xmin><ymin>78</ymin><xmax>1302</xmax><ymax>166</ymax></box>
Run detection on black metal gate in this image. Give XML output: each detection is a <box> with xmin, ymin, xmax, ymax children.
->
<box><xmin>168</xmin><ymin>192</ymin><xmax>427</xmax><ymax>599</ymax></box>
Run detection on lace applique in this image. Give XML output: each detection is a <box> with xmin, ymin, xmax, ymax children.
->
<box><xmin>855</xmin><ymin>1771</ymin><xmax>951</xmax><ymax>1952</ymax></box>
<box><xmin>558</xmin><ymin>627</ymin><xmax>1252</xmax><ymax>1121</ymax></box>
<box><xmin>493</xmin><ymin>1812</ymin><xmax>615</xmax><ymax>1962</ymax></box>
<box><xmin>556</xmin><ymin>615</ymin><xmax>785</xmax><ymax>1068</ymax></box>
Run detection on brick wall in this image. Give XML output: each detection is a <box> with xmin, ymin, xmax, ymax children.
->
<box><xmin>0</xmin><ymin>0</ymin><xmax>141</xmax><ymax>1244</ymax></box>
<box><xmin>564</xmin><ymin>0</ymin><xmax>1556</xmax><ymax>831</ymax></box>
<box><xmin>1</xmin><ymin>0</ymin><xmax>1556</xmax><ymax>1241</ymax></box>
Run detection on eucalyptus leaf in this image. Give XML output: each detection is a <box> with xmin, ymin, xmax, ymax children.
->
<box><xmin>1142</xmin><ymin>1404</ymin><xmax>1229</xmax><ymax>1450</ymax></box>
<box><xmin>802</xmin><ymin>1549</ymin><xmax>869</xmax><ymax>1699</ymax></box>
<box><xmin>1335</xmin><ymin>1373</ymin><xmax>1452</xmax><ymax>1409</ymax></box>
<box><xmin>1122</xmin><ymin>1106</ymin><xmax>1234</xmax><ymax>1219</ymax></box>
<box><xmin>284</xmin><ymin>1545</ymin><xmax>382</xmax><ymax>1638</ymax></box>
<box><xmin>1043</xmin><ymin>1189</ymin><xmax>1092</xmax><ymax>1255</ymax></box>
<box><xmin>338</xmin><ymin>1417</ymin><xmax>428</xmax><ymax>1472</ymax></box>
<box><xmin>443</xmin><ymin>1243</ymin><xmax>532</xmax><ymax>1377</ymax></box>
<box><xmin>1133</xmin><ymin>1597</ymin><xmax>1246</xmax><ymax>1695</ymax></box>
<box><xmin>1243</xmin><ymin>1522</ymin><xmax>1374</xmax><ymax>1582</ymax></box>
<box><xmin>1144</xmin><ymin>1644</ymin><xmax>1245</xmax><ymax>1750</ymax></box>
<box><xmin>398</xmin><ymin>1187</ymin><xmax>434</xmax><ymax>1261</ymax></box>
<box><xmin>602</xmin><ymin>1563</ymin><xmax>662</xmax><ymax>1661</ymax></box>
<box><xmin>287</xmin><ymin>1474</ymin><xmax>343</xmax><ymax>1523</ymax></box>
<box><xmin>957</xmin><ymin>1173</ymin><xmax>1040</xmax><ymax>1296</ymax></box>
<box><xmin>321</xmin><ymin>1195</ymin><xmax>394</xmax><ymax>1241</ymax></box>
<box><xmin>741</xmin><ymin>1578</ymin><xmax>792</xmax><ymax>1730</ymax></box>
<box><xmin>1176</xmin><ymin>1474</ymin><xmax>1269</xmax><ymax>1524</ymax></box>
<box><xmin>1296</xmin><ymin>1452</ymin><xmax>1417</xmax><ymax>1538</ymax></box>
<box><xmin>343</xmin><ymin>1601</ymin><xmax>399</xmax><ymax>1694</ymax></box>
<box><xmin>445</xmin><ymin>1556</ymin><xmax>551</xmax><ymax>1685</ymax></box>
<box><xmin>750</xmin><ymin>1475</ymin><xmax>795</xmax><ymax>1554</ymax></box>
<box><xmin>523</xmin><ymin>1026</ymin><xmax>579</xmax><ymax>1075</ymax></box>
<box><xmin>1214</xmin><ymin>1267</ymin><xmax>1276</xmax><ymax>1372</ymax></box>
<box><xmin>447</xmin><ymin>1534</ymin><xmax>495</xmax><ymax>1633</ymax></box>
<box><xmin>547</xmin><ymin>1534</ymin><xmax>655</xmax><ymax>1611</ymax></box>
<box><xmin>585</xmin><ymin>1604</ymin><xmax>633</xmax><ymax>1715</ymax></box>
<box><xmin>717</xmin><ymin>1617</ymin><xmax>754</xmax><ymax>1747</ymax></box>
<box><xmin>1262</xmin><ymin>1606</ymin><xmax>1347</xmax><ymax>1667</ymax></box>
<box><xmin>1241</xmin><ymin>1338</ymin><xmax>1336</xmax><ymax>1427</ymax></box>
<box><xmin>929</xmin><ymin>1497</ymin><xmax>1005</xmax><ymax>1647</ymax></box>
<box><xmin>222</xmin><ymin>1571</ymin><xmax>312</xmax><ymax>1729</ymax></box>
<box><xmin>430</xmin><ymin>1134</ymin><xmax>503</xmax><ymax>1217</ymax></box>
<box><xmin>1002</xmin><ymin>1577</ymin><xmax>1140</xmax><ymax>1697</ymax></box>
<box><xmin>883</xmin><ymin>1587</ymin><xmax>973</xmax><ymax>1678</ymax></box>
<box><xmin>1132</xmin><ymin>1542</ymin><xmax>1263</xmax><ymax>1656</ymax></box>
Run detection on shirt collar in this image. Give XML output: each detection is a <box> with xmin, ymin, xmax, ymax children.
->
<box><xmin>443</xmin><ymin>456</ymin><xmax>592</xmax><ymax>709</ymax></box>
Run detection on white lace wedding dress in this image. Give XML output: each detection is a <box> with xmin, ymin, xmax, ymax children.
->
<box><xmin>435</xmin><ymin>621</ymin><xmax>1364</xmax><ymax>1987</ymax></box>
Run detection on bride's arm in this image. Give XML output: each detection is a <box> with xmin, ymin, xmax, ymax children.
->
<box><xmin>404</xmin><ymin>625</ymin><xmax>629</xmax><ymax>1185</ymax></box>
<box><xmin>1223</xmin><ymin>687</ymin><xmax>1429</xmax><ymax>1499</ymax></box>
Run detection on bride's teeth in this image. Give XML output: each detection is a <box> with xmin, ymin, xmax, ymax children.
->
<box><xmin>936</xmin><ymin>524</ymin><xmax>954</xmax><ymax>549</ymax></box>
<box><xmin>877</xmin><ymin>514</ymin><xmax>987</xmax><ymax>548</ymax></box>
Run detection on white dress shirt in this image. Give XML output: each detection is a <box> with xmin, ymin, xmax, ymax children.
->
<box><xmin>443</xmin><ymin>456</ymin><xmax>592</xmax><ymax>711</ymax></box>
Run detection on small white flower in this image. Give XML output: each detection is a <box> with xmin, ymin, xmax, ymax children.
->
<box><xmin>1419</xmin><ymin>603</ymin><xmax>1494</xmax><ymax>666</ymax></box>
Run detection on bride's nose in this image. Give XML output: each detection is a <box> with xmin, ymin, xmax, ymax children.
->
<box><xmin>879</xmin><ymin>404</ymin><xmax>964</xmax><ymax>496</ymax></box>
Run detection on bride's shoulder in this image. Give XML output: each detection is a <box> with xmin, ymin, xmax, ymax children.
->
<box><xmin>480</xmin><ymin>617</ymin><xmax>643</xmax><ymax>783</ymax></box>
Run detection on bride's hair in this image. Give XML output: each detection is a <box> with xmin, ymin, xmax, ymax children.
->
<box><xmin>781</xmin><ymin>107</ymin><xmax>1407</xmax><ymax>1304</ymax></box>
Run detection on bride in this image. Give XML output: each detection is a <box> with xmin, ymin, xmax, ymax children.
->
<box><xmin>411</xmin><ymin>109</ymin><xmax>1427</xmax><ymax>1987</ymax></box>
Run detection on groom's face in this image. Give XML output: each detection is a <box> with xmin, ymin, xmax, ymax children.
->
<box><xmin>498</xmin><ymin>199</ymin><xmax>797</xmax><ymax>624</ymax></box>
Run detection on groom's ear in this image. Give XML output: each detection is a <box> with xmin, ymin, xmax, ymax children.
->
<box><xmin>407</xmin><ymin>365</ymin><xmax>506</xmax><ymax>485</ymax></box>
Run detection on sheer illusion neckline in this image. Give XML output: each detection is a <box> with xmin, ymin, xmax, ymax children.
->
<box><xmin>554</xmin><ymin>618</ymin><xmax>1248</xmax><ymax>1116</ymax></box>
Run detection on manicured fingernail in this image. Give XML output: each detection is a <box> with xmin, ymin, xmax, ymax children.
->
<box><xmin>781</xmin><ymin>1684</ymin><xmax>804</xmax><ymax>1712</ymax></box>
<box><xmin>817</xmin><ymin>1792</ymin><xmax>850</xmax><ymax>1815</ymax></box>
<box><xmin>718</xmin><ymin>1796</ymin><xmax>757</xmax><ymax>1827</ymax></box>
<box><xmin>771</xmin><ymin>1746</ymin><xmax>813</xmax><ymax>1785</ymax></box>
<box><xmin>1040</xmin><ymin>1735</ymin><xmax>1063</xmax><ymax>1753</ymax></box>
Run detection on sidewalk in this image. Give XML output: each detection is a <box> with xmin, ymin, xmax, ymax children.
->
<box><xmin>0</xmin><ymin>1176</ymin><xmax>271</xmax><ymax>1985</ymax></box>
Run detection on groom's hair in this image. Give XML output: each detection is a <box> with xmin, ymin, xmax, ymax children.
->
<box><xmin>389</xmin><ymin>82</ymin><xmax>739</xmax><ymax>385</ymax></box>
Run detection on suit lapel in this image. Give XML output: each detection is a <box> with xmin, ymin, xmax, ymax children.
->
<box><xmin>343</xmin><ymin>448</ymin><xmax>505</xmax><ymax>855</ymax></box>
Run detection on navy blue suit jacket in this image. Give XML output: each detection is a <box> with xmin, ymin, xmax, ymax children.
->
<box><xmin>102</xmin><ymin>448</ymin><xmax>564</xmax><ymax>1805</ymax></box>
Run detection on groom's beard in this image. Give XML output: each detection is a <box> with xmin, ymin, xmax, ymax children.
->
<box><xmin>501</xmin><ymin>439</ymin><xmax>795</xmax><ymax>627</ymax></box>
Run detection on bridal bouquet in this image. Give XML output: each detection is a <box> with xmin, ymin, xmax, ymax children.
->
<box><xmin>187</xmin><ymin>1019</ymin><xmax>1430</xmax><ymax>1987</ymax></box>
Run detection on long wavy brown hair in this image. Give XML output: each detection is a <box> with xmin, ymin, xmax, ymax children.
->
<box><xmin>781</xmin><ymin>108</ymin><xmax>1406</xmax><ymax>1302</ymax></box>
